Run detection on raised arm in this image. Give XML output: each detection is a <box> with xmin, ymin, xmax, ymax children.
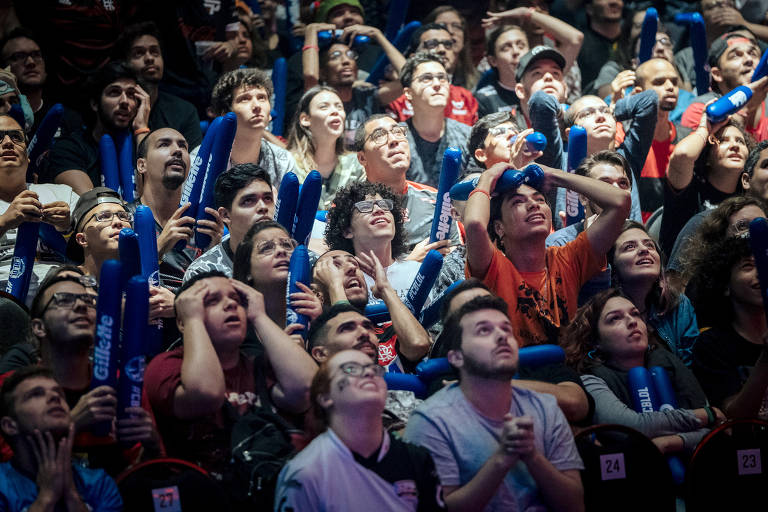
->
<box><xmin>667</xmin><ymin>107</ymin><xmax>727</xmax><ymax>191</ymax></box>
<box><xmin>301</xmin><ymin>23</ymin><xmax>336</xmax><ymax>91</ymax></box>
<box><xmin>463</xmin><ymin>163</ymin><xmax>509</xmax><ymax>279</ymax></box>
<box><xmin>342</xmin><ymin>25</ymin><xmax>406</xmax><ymax>73</ymax></box>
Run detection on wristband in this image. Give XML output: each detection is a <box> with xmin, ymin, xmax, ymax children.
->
<box><xmin>469</xmin><ymin>188</ymin><xmax>491</xmax><ymax>200</ymax></box>
<box><xmin>302</xmin><ymin>44</ymin><xmax>319</xmax><ymax>51</ymax></box>
<box><xmin>704</xmin><ymin>405</ymin><xmax>715</xmax><ymax>426</ymax></box>
<box><xmin>134</xmin><ymin>127</ymin><xmax>150</xmax><ymax>136</ymax></box>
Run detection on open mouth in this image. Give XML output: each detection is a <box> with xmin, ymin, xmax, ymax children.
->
<box><xmin>328</xmin><ymin>118</ymin><xmax>342</xmax><ymax>129</ymax></box>
<box><xmin>274</xmin><ymin>260</ymin><xmax>290</xmax><ymax>270</ymax></box>
<box><xmin>526</xmin><ymin>212</ymin><xmax>545</xmax><ymax>223</ymax></box>
<box><xmin>370</xmin><ymin>217</ymin><xmax>389</xmax><ymax>226</ymax></box>
<box><xmin>223</xmin><ymin>314</ymin><xmax>241</xmax><ymax>326</ymax></box>
<box><xmin>355</xmin><ymin>340</ymin><xmax>377</xmax><ymax>356</ymax></box>
<box><xmin>71</xmin><ymin>316</ymin><xmax>93</xmax><ymax>327</ymax></box>
<box><xmin>345</xmin><ymin>278</ymin><xmax>362</xmax><ymax>289</ymax></box>
<box><xmin>166</xmin><ymin>158</ymin><xmax>187</xmax><ymax>172</ymax></box>
<box><xmin>494</xmin><ymin>345</ymin><xmax>515</xmax><ymax>357</ymax></box>
<box><xmin>635</xmin><ymin>257</ymin><xmax>655</xmax><ymax>266</ymax></box>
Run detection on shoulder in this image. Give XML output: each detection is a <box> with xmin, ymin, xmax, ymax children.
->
<box><xmin>412</xmin><ymin>383</ymin><xmax>463</xmax><ymax>417</ymax></box>
<box><xmin>475</xmin><ymin>84</ymin><xmax>497</xmax><ymax>98</ymax></box>
<box><xmin>405</xmin><ymin>180</ymin><xmax>437</xmax><ymax>196</ymax></box>
<box><xmin>28</xmin><ymin>183</ymin><xmax>78</xmax><ymax>201</ymax></box>
<box><xmin>446</xmin><ymin>117</ymin><xmax>471</xmax><ymax>135</ymax></box>
<box><xmin>158</xmin><ymin>91</ymin><xmax>197</xmax><ymax>111</ymax></box>
<box><xmin>281</xmin><ymin>431</ymin><xmax>338</xmax><ymax>475</ymax></box>
<box><xmin>146</xmin><ymin>347</ymin><xmax>184</xmax><ymax>374</ymax></box>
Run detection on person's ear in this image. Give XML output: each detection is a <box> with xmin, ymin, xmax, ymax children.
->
<box><xmin>447</xmin><ymin>349</ymin><xmax>463</xmax><ymax>368</ymax></box>
<box><xmin>90</xmin><ymin>98</ymin><xmax>98</xmax><ymax>113</ymax></box>
<box><xmin>136</xmin><ymin>157</ymin><xmax>147</xmax><ymax>176</ymax></box>
<box><xmin>515</xmin><ymin>82</ymin><xmax>526</xmax><ymax>102</ymax></box>
<box><xmin>0</xmin><ymin>416</ymin><xmax>18</xmax><ymax>438</ymax></box>
<box><xmin>487</xmin><ymin>55</ymin><xmax>497</xmax><ymax>69</ymax></box>
<box><xmin>564</xmin><ymin>126</ymin><xmax>570</xmax><ymax>142</ymax></box>
<box><xmin>30</xmin><ymin>318</ymin><xmax>47</xmax><ymax>339</ymax></box>
<box><xmin>218</xmin><ymin>207</ymin><xmax>231</xmax><ymax>226</ymax></box>
<box><xmin>75</xmin><ymin>232</ymin><xmax>88</xmax><ymax>249</ymax></box>
<box><xmin>343</xmin><ymin>227</ymin><xmax>354</xmax><ymax>240</ymax></box>
<box><xmin>316</xmin><ymin>392</ymin><xmax>333</xmax><ymax>410</ymax></box>
<box><xmin>357</xmin><ymin>150</ymin><xmax>367</xmax><ymax>167</ymax></box>
<box><xmin>299</xmin><ymin>112</ymin><xmax>311</xmax><ymax>128</ymax></box>
<box><xmin>474</xmin><ymin>147</ymin><xmax>488</xmax><ymax>164</ymax></box>
<box><xmin>404</xmin><ymin>86</ymin><xmax>412</xmax><ymax>103</ymax></box>
<box><xmin>311</xmin><ymin>346</ymin><xmax>328</xmax><ymax>363</ymax></box>
<box><xmin>493</xmin><ymin>219</ymin><xmax>505</xmax><ymax>241</ymax></box>
<box><xmin>710</xmin><ymin>66</ymin><xmax>723</xmax><ymax>86</ymax></box>
<box><xmin>742</xmin><ymin>171</ymin><xmax>751</xmax><ymax>190</ymax></box>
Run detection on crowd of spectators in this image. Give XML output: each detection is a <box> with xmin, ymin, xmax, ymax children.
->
<box><xmin>1</xmin><ymin>0</ymin><xmax>768</xmax><ymax>509</ymax></box>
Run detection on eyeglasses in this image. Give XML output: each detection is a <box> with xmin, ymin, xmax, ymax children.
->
<box><xmin>420</xmin><ymin>39</ymin><xmax>454</xmax><ymax>51</ymax></box>
<box><xmin>0</xmin><ymin>129</ymin><xmax>25</xmax><ymax>145</ymax></box>
<box><xmin>365</xmin><ymin>124</ymin><xmax>408</xmax><ymax>146</ymax></box>
<box><xmin>83</xmin><ymin>210</ymin><xmax>133</xmax><ymax>227</ymax></box>
<box><xmin>327</xmin><ymin>49</ymin><xmax>358</xmax><ymax>61</ymax></box>
<box><xmin>6</xmin><ymin>50</ymin><xmax>42</xmax><ymax>64</ymax></box>
<box><xmin>414</xmin><ymin>72</ymin><xmax>450</xmax><ymax>86</ymax></box>
<box><xmin>488</xmin><ymin>125</ymin><xmax>519</xmax><ymax>139</ymax></box>
<box><xmin>353</xmin><ymin>199</ymin><xmax>394</xmax><ymax>214</ymax></box>
<box><xmin>574</xmin><ymin>105</ymin><xmax>613</xmax><ymax>122</ymax></box>
<box><xmin>336</xmin><ymin>361</ymin><xmax>386</xmax><ymax>378</ymax></box>
<box><xmin>655</xmin><ymin>37</ymin><xmax>673</xmax><ymax>48</ymax></box>
<box><xmin>42</xmin><ymin>292</ymin><xmax>98</xmax><ymax>312</ymax></box>
<box><xmin>255</xmin><ymin>238</ymin><xmax>298</xmax><ymax>256</ymax></box>
<box><xmin>129</xmin><ymin>46</ymin><xmax>161</xmax><ymax>59</ymax></box>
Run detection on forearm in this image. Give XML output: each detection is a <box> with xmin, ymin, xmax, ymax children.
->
<box><xmin>179</xmin><ymin>320</ymin><xmax>226</xmax><ymax>406</ymax></box>
<box><xmin>374</xmin><ymin>30</ymin><xmax>405</xmax><ymax>72</ymax></box>
<box><xmin>723</xmin><ymin>351</ymin><xmax>768</xmax><ymax>419</ymax></box>
<box><xmin>463</xmin><ymin>188</ymin><xmax>494</xmax><ymax>276</ymax></box>
<box><xmin>744</xmin><ymin>21</ymin><xmax>768</xmax><ymax>43</ymax></box>
<box><xmin>64</xmin><ymin>490</ymin><xmax>90</xmax><ymax>512</ymax></box>
<box><xmin>325</xmin><ymin>281</ymin><xmax>349</xmax><ymax>304</ymax></box>
<box><xmin>380</xmin><ymin>286</ymin><xmax>431</xmax><ymax>362</ymax></box>
<box><xmin>524</xmin><ymin>456</ymin><xmax>584</xmax><ymax>512</ymax></box>
<box><xmin>377</xmin><ymin>80</ymin><xmax>404</xmax><ymax>106</ymax></box>
<box><xmin>667</xmin><ymin>128</ymin><xmax>706</xmax><ymax>190</ymax></box>
<box><xmin>528</xmin><ymin>91</ymin><xmax>564</xmax><ymax>170</ymax></box>
<box><xmin>548</xmin><ymin>168</ymin><xmax>629</xmax><ymax>212</ymax></box>
<box><xmin>530</xmin><ymin>11</ymin><xmax>583</xmax><ymax>69</ymax></box>
<box><xmin>54</xmin><ymin>170</ymin><xmax>94</xmax><ymax>196</ymax></box>
<box><xmin>513</xmin><ymin>380</ymin><xmax>589</xmax><ymax>423</ymax></box>
<box><xmin>302</xmin><ymin>31</ymin><xmax>320</xmax><ymax>90</ymax></box>
<box><xmin>28</xmin><ymin>495</ymin><xmax>57</xmax><ymax>512</ymax></box>
<box><xmin>444</xmin><ymin>452</ymin><xmax>514</xmax><ymax>511</ymax></box>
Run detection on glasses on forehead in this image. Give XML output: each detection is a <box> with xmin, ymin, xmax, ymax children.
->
<box><xmin>327</xmin><ymin>49</ymin><xmax>358</xmax><ymax>61</ymax></box>
<box><xmin>353</xmin><ymin>199</ymin><xmax>394</xmax><ymax>214</ymax></box>
<box><xmin>84</xmin><ymin>210</ymin><xmax>133</xmax><ymax>226</ymax></box>
<box><xmin>488</xmin><ymin>125</ymin><xmax>519</xmax><ymax>139</ymax></box>
<box><xmin>414</xmin><ymin>72</ymin><xmax>450</xmax><ymax>86</ymax></box>
<box><xmin>336</xmin><ymin>361</ymin><xmax>386</xmax><ymax>378</ymax></box>
<box><xmin>43</xmin><ymin>292</ymin><xmax>98</xmax><ymax>313</ymax></box>
<box><xmin>574</xmin><ymin>105</ymin><xmax>613</xmax><ymax>122</ymax></box>
<box><xmin>255</xmin><ymin>238</ymin><xmax>298</xmax><ymax>256</ymax></box>
<box><xmin>365</xmin><ymin>124</ymin><xmax>407</xmax><ymax>146</ymax></box>
<box><xmin>0</xmin><ymin>129</ymin><xmax>25</xmax><ymax>145</ymax></box>
<box><xmin>7</xmin><ymin>50</ymin><xmax>42</xmax><ymax>63</ymax></box>
<box><xmin>421</xmin><ymin>39</ymin><xmax>454</xmax><ymax>51</ymax></box>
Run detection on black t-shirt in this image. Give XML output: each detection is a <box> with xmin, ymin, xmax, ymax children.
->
<box><xmin>692</xmin><ymin>325</ymin><xmax>764</xmax><ymax>408</ymax></box>
<box><xmin>149</xmin><ymin>91</ymin><xmax>203</xmax><ymax>149</ymax></box>
<box><xmin>342</xmin><ymin>85</ymin><xmax>381</xmax><ymax>149</ymax></box>
<box><xmin>408</xmin><ymin>120</ymin><xmax>441</xmax><ymax>179</ymax></box>
<box><xmin>579</xmin><ymin>28</ymin><xmax>619</xmax><ymax>92</ymax></box>
<box><xmin>475</xmin><ymin>80</ymin><xmax>521</xmax><ymax>119</ymax></box>
<box><xmin>41</xmin><ymin>128</ymin><xmax>100</xmax><ymax>187</ymax></box>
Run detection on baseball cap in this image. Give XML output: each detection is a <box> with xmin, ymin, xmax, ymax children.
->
<box><xmin>708</xmin><ymin>32</ymin><xmax>758</xmax><ymax>69</ymax></box>
<box><xmin>65</xmin><ymin>187</ymin><xmax>126</xmax><ymax>262</ymax></box>
<box><xmin>515</xmin><ymin>46</ymin><xmax>566</xmax><ymax>82</ymax></box>
<box><xmin>315</xmin><ymin>0</ymin><xmax>364</xmax><ymax>23</ymax></box>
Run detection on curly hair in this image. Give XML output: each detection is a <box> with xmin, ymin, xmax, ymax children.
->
<box><xmin>685</xmin><ymin>234</ymin><xmax>753</xmax><ymax>328</ymax></box>
<box><xmin>211</xmin><ymin>67</ymin><xmax>273</xmax><ymax>116</ymax></box>
<box><xmin>324</xmin><ymin>182</ymin><xmax>407</xmax><ymax>258</ymax></box>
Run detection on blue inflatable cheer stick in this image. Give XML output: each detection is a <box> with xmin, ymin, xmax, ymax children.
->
<box><xmin>292</xmin><ymin>170</ymin><xmax>322</xmax><ymax>245</ymax></box>
<box><xmin>26</xmin><ymin>103</ymin><xmax>63</xmax><ymax>182</ymax></box>
<box><xmin>367</xmin><ymin>21</ymin><xmax>421</xmax><ymax>85</ymax></box>
<box><xmin>690</xmin><ymin>14</ymin><xmax>709</xmax><ymax>96</ymax></box>
<box><xmin>430</xmin><ymin>147</ymin><xmax>461</xmax><ymax>243</ymax></box>
<box><xmin>134</xmin><ymin>205</ymin><xmax>163</xmax><ymax>356</ymax></box>
<box><xmin>5</xmin><ymin>222</ymin><xmax>38</xmax><ymax>302</ymax></box>
<box><xmin>706</xmin><ymin>86</ymin><xmax>752</xmax><ymax>123</ymax></box>
<box><xmin>118</xmin><ymin>228</ymin><xmax>141</xmax><ymax>288</ymax></box>
<box><xmin>566</xmin><ymin>125</ymin><xmax>587</xmax><ymax>226</ymax></box>
<box><xmin>638</xmin><ymin>8</ymin><xmax>658</xmax><ymax>64</ymax></box>
<box><xmin>274</xmin><ymin>171</ymin><xmax>299</xmax><ymax>231</ymax></box>
<box><xmin>116</xmin><ymin>130</ymin><xmax>135</xmax><ymax>202</ymax></box>
<box><xmin>271</xmin><ymin>58</ymin><xmax>287</xmax><ymax>136</ymax></box>
<box><xmin>99</xmin><ymin>135</ymin><xmax>120</xmax><ymax>193</ymax></box>
<box><xmin>286</xmin><ymin>244</ymin><xmax>311</xmax><ymax>338</ymax></box>
<box><xmin>403</xmin><ymin>250</ymin><xmax>443</xmax><ymax>316</ymax></box>
<box><xmin>117</xmin><ymin>276</ymin><xmax>149</xmax><ymax>424</ymax></box>
<box><xmin>418</xmin><ymin>279</ymin><xmax>465</xmax><ymax>329</ymax></box>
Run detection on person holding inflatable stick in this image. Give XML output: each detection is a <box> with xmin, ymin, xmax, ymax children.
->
<box><xmin>561</xmin><ymin>289</ymin><xmax>722</xmax><ymax>456</ymax></box>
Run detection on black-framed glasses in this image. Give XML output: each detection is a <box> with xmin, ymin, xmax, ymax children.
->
<box><xmin>42</xmin><ymin>292</ymin><xmax>98</xmax><ymax>312</ymax></box>
<box><xmin>336</xmin><ymin>361</ymin><xmax>386</xmax><ymax>378</ymax></box>
<box><xmin>353</xmin><ymin>199</ymin><xmax>393</xmax><ymax>214</ymax></box>
<box><xmin>0</xmin><ymin>129</ymin><xmax>25</xmax><ymax>145</ymax></box>
<box><xmin>6</xmin><ymin>50</ymin><xmax>42</xmax><ymax>64</ymax></box>
<box><xmin>365</xmin><ymin>125</ymin><xmax>407</xmax><ymax>146</ymax></box>
<box><xmin>574</xmin><ymin>105</ymin><xmax>613</xmax><ymax>122</ymax></box>
<box><xmin>414</xmin><ymin>72</ymin><xmax>449</xmax><ymax>86</ymax></box>
<box><xmin>255</xmin><ymin>238</ymin><xmax>298</xmax><ymax>256</ymax></box>
<box><xmin>83</xmin><ymin>210</ymin><xmax>133</xmax><ymax>227</ymax></box>
<box><xmin>129</xmin><ymin>46</ymin><xmax>161</xmax><ymax>59</ymax></box>
<box><xmin>421</xmin><ymin>39</ymin><xmax>454</xmax><ymax>51</ymax></box>
<box><xmin>327</xmin><ymin>49</ymin><xmax>358</xmax><ymax>61</ymax></box>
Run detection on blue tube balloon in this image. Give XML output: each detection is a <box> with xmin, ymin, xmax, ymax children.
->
<box><xmin>286</xmin><ymin>244</ymin><xmax>311</xmax><ymax>338</ymax></box>
<box><xmin>649</xmin><ymin>366</ymin><xmax>678</xmax><ymax>411</ymax></box>
<box><xmin>512</xmin><ymin>132</ymin><xmax>547</xmax><ymax>153</ymax></box>
<box><xmin>116</xmin><ymin>130</ymin><xmax>135</xmax><ymax>202</ymax></box>
<box><xmin>117</xmin><ymin>276</ymin><xmax>149</xmax><ymax>422</ymax></box>
<box><xmin>690</xmin><ymin>14</ymin><xmax>709</xmax><ymax>96</ymax></box>
<box><xmin>628</xmin><ymin>367</ymin><xmax>659</xmax><ymax>413</ymax></box>
<box><xmin>753</xmin><ymin>49</ymin><xmax>768</xmax><ymax>82</ymax></box>
<box><xmin>134</xmin><ymin>205</ymin><xmax>163</xmax><ymax>356</ymax></box>
<box><xmin>316</xmin><ymin>30</ymin><xmax>370</xmax><ymax>48</ymax></box>
<box><xmin>566</xmin><ymin>125</ymin><xmax>587</xmax><ymax>226</ymax></box>
<box><xmin>706</xmin><ymin>85</ymin><xmax>752</xmax><ymax>123</ymax></box>
<box><xmin>181</xmin><ymin>115</ymin><xmax>222</xmax><ymax>218</ymax></box>
<box><xmin>673</xmin><ymin>13</ymin><xmax>696</xmax><ymax>25</ymax></box>
<box><xmin>384</xmin><ymin>0</ymin><xmax>411</xmax><ymax>41</ymax></box>
<box><xmin>418</xmin><ymin>279</ymin><xmax>465</xmax><ymax>329</ymax></box>
<box><xmin>367</xmin><ymin>21</ymin><xmax>421</xmax><ymax>85</ymax></box>
<box><xmin>196</xmin><ymin>112</ymin><xmax>237</xmax><ymax>249</ymax></box>
<box><xmin>271</xmin><ymin>57</ymin><xmax>287</xmax><ymax>136</ymax></box>
<box><xmin>38</xmin><ymin>223</ymin><xmax>67</xmax><ymax>260</ymax></box>
<box><xmin>364</xmin><ymin>300</ymin><xmax>390</xmax><ymax>324</ymax></box>
<box><xmin>638</xmin><ymin>8</ymin><xmax>658</xmax><ymax>64</ymax></box>
<box><xmin>449</xmin><ymin>164</ymin><xmax>545</xmax><ymax>201</ymax></box>
<box><xmin>430</xmin><ymin>147</ymin><xmax>461</xmax><ymax>243</ymax></box>
<box><xmin>274</xmin><ymin>171</ymin><xmax>299</xmax><ymax>231</ymax></box>
<box><xmin>5</xmin><ymin>222</ymin><xmax>38</xmax><ymax>301</ymax></box>
<box><xmin>26</xmin><ymin>103</ymin><xmax>63</xmax><ymax>182</ymax></box>
<box><xmin>384</xmin><ymin>372</ymin><xmax>428</xmax><ymax>399</ymax></box>
<box><xmin>292</xmin><ymin>170</ymin><xmax>322</xmax><ymax>244</ymax></box>
<box><xmin>99</xmin><ymin>135</ymin><xmax>120</xmax><ymax>193</ymax></box>
<box><xmin>118</xmin><ymin>228</ymin><xmax>141</xmax><ymax>288</ymax></box>
<box><xmin>403</xmin><ymin>249</ymin><xmax>443</xmax><ymax>316</ymax></box>
<box><xmin>749</xmin><ymin>218</ymin><xmax>768</xmax><ymax>321</ymax></box>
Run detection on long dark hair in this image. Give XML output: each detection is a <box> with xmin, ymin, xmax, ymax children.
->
<box><xmin>232</xmin><ymin>220</ymin><xmax>290</xmax><ymax>286</ymax></box>
<box><xmin>286</xmin><ymin>85</ymin><xmax>346</xmax><ymax>171</ymax></box>
<box><xmin>424</xmin><ymin>6</ymin><xmax>479</xmax><ymax>89</ymax></box>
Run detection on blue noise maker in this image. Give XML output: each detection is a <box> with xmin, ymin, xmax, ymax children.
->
<box><xmin>383</xmin><ymin>0</ymin><xmax>410</xmax><ymax>41</ymax></box>
<box><xmin>383</xmin><ymin>372</ymin><xmax>428</xmax><ymax>399</ymax></box>
<box><xmin>637</xmin><ymin>8</ymin><xmax>658</xmax><ymax>64</ymax></box>
<box><xmin>118</xmin><ymin>228</ymin><xmax>141</xmax><ymax>288</ymax></box>
<box><xmin>286</xmin><ymin>244</ymin><xmax>311</xmax><ymax>338</ymax></box>
<box><xmin>690</xmin><ymin>13</ymin><xmax>709</xmax><ymax>96</ymax></box>
<box><xmin>117</xmin><ymin>276</ymin><xmax>149</xmax><ymax>423</ymax></box>
<box><xmin>364</xmin><ymin>300</ymin><xmax>390</xmax><ymax>324</ymax></box>
<box><xmin>26</xmin><ymin>103</ymin><xmax>63</xmax><ymax>182</ymax></box>
<box><xmin>115</xmin><ymin>130</ymin><xmax>135</xmax><ymax>202</ymax></box>
<box><xmin>91</xmin><ymin>259</ymin><xmax>122</xmax><ymax>436</ymax></box>
<box><xmin>271</xmin><ymin>57</ymin><xmax>287</xmax><ymax>136</ymax></box>
<box><xmin>367</xmin><ymin>21</ymin><xmax>421</xmax><ymax>85</ymax></box>
<box><xmin>403</xmin><ymin>249</ymin><xmax>443</xmax><ymax>316</ymax></box>
<box><xmin>706</xmin><ymin>86</ymin><xmax>752</xmax><ymax>123</ymax></box>
<box><xmin>274</xmin><ymin>171</ymin><xmax>299</xmax><ymax>231</ymax></box>
<box><xmin>5</xmin><ymin>222</ymin><xmax>38</xmax><ymax>301</ymax></box>
<box><xmin>99</xmin><ymin>135</ymin><xmax>120</xmax><ymax>193</ymax></box>
<box><xmin>195</xmin><ymin>112</ymin><xmax>238</xmax><ymax>250</ymax></box>
<box><xmin>628</xmin><ymin>366</ymin><xmax>659</xmax><ymax>413</ymax></box>
<box><xmin>649</xmin><ymin>366</ymin><xmax>678</xmax><ymax>411</ymax></box>
<box><xmin>419</xmin><ymin>279</ymin><xmax>465</xmax><ymax>329</ymax></box>
<box><xmin>181</xmin><ymin>115</ymin><xmax>222</xmax><ymax>217</ymax></box>
<box><xmin>292</xmin><ymin>170</ymin><xmax>322</xmax><ymax>245</ymax></box>
<box><xmin>449</xmin><ymin>164</ymin><xmax>545</xmax><ymax>201</ymax></box>
<box><xmin>566</xmin><ymin>125</ymin><xmax>587</xmax><ymax>226</ymax></box>
<box><xmin>512</xmin><ymin>132</ymin><xmax>547</xmax><ymax>153</ymax></box>
<box><xmin>430</xmin><ymin>147</ymin><xmax>461</xmax><ymax>243</ymax></box>
<box><xmin>752</xmin><ymin>48</ymin><xmax>768</xmax><ymax>82</ymax></box>
<box><xmin>316</xmin><ymin>29</ymin><xmax>370</xmax><ymax>49</ymax></box>
<box><xmin>673</xmin><ymin>13</ymin><xmax>696</xmax><ymax>25</ymax></box>
<box><xmin>518</xmin><ymin>344</ymin><xmax>565</xmax><ymax>367</ymax></box>
<box><xmin>748</xmin><ymin>217</ymin><xmax>768</xmax><ymax>321</ymax></box>
<box><xmin>134</xmin><ymin>205</ymin><xmax>163</xmax><ymax>356</ymax></box>
<box><xmin>38</xmin><ymin>223</ymin><xmax>67</xmax><ymax>260</ymax></box>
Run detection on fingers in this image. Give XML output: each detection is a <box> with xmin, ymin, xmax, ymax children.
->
<box><xmin>284</xmin><ymin>323</ymin><xmax>303</xmax><ymax>335</ymax></box>
<box><xmin>171</xmin><ymin>202</ymin><xmax>192</xmax><ymax>219</ymax></box>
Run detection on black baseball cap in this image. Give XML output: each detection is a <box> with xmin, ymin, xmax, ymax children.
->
<box><xmin>515</xmin><ymin>46</ymin><xmax>566</xmax><ymax>82</ymax></box>
<box><xmin>65</xmin><ymin>187</ymin><xmax>126</xmax><ymax>263</ymax></box>
<box><xmin>708</xmin><ymin>31</ymin><xmax>758</xmax><ymax>69</ymax></box>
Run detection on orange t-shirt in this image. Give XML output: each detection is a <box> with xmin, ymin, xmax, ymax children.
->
<box><xmin>468</xmin><ymin>231</ymin><xmax>604</xmax><ymax>347</ymax></box>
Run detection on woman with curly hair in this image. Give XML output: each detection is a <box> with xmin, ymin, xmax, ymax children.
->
<box><xmin>324</xmin><ymin>181</ymin><xmax>420</xmax><ymax>304</ymax></box>
<box><xmin>688</xmin><ymin>235</ymin><xmax>768</xmax><ymax>420</ymax></box>
<box><xmin>608</xmin><ymin>221</ymin><xmax>699</xmax><ymax>366</ymax></box>
<box><xmin>286</xmin><ymin>86</ymin><xmax>364</xmax><ymax>210</ymax></box>
<box><xmin>561</xmin><ymin>288</ymin><xmax>721</xmax><ymax>454</ymax></box>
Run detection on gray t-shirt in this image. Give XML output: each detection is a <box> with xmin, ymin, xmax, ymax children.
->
<box><xmin>405</xmin><ymin>118</ymin><xmax>470</xmax><ymax>188</ymax></box>
<box><xmin>402</xmin><ymin>181</ymin><xmax>460</xmax><ymax>249</ymax></box>
<box><xmin>404</xmin><ymin>383</ymin><xmax>583</xmax><ymax>511</ymax></box>
<box><xmin>182</xmin><ymin>236</ymin><xmax>234</xmax><ymax>284</ymax></box>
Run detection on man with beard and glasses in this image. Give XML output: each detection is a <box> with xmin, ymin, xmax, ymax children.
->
<box><xmin>129</xmin><ymin>128</ymin><xmax>224</xmax><ymax>291</ymax></box>
<box><xmin>42</xmin><ymin>62</ymin><xmax>147</xmax><ymax>194</ymax></box>
<box><xmin>118</xmin><ymin>21</ymin><xmax>202</xmax><ymax>149</ymax></box>
<box><xmin>0</xmin><ymin>367</ymin><xmax>123</xmax><ymax>511</ymax></box>
<box><xmin>405</xmin><ymin>295</ymin><xmax>584</xmax><ymax>512</ymax></box>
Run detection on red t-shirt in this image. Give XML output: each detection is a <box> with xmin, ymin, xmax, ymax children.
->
<box><xmin>387</xmin><ymin>85</ymin><xmax>478</xmax><ymax>126</ymax></box>
<box><xmin>467</xmin><ymin>231</ymin><xmax>604</xmax><ymax>347</ymax></box>
<box><xmin>682</xmin><ymin>100</ymin><xmax>768</xmax><ymax>142</ymax></box>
